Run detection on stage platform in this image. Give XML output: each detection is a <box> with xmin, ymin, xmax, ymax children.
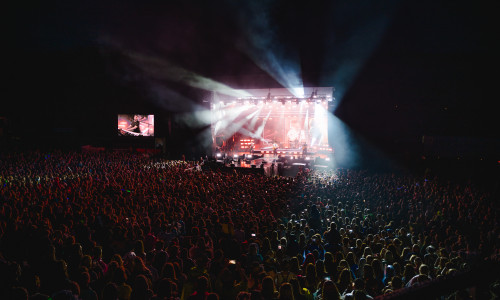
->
<box><xmin>211</xmin><ymin>150</ymin><xmax>333</xmax><ymax>176</ymax></box>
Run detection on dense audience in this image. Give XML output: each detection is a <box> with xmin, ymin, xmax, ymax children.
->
<box><xmin>0</xmin><ymin>151</ymin><xmax>498</xmax><ymax>300</ymax></box>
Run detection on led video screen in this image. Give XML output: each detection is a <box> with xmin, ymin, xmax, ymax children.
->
<box><xmin>117</xmin><ymin>114</ymin><xmax>154</xmax><ymax>137</ymax></box>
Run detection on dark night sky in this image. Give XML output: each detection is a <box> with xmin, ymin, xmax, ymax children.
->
<box><xmin>4</xmin><ymin>0</ymin><xmax>500</xmax><ymax>158</ymax></box>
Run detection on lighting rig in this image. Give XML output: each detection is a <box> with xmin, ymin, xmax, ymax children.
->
<box><xmin>219</xmin><ymin>91</ymin><xmax>334</xmax><ymax>105</ymax></box>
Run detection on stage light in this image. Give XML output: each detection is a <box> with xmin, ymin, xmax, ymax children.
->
<box><xmin>216</xmin><ymin>153</ymin><xmax>222</xmax><ymax>158</ymax></box>
<box><xmin>325</xmin><ymin>157</ymin><xmax>330</xmax><ymax>161</ymax></box>
<box><xmin>233</xmin><ymin>154</ymin><xmax>239</xmax><ymax>158</ymax></box>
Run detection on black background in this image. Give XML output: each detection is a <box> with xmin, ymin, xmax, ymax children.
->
<box><xmin>4</xmin><ymin>0</ymin><xmax>499</xmax><ymax>168</ymax></box>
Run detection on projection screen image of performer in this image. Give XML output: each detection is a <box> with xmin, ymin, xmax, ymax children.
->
<box><xmin>126</xmin><ymin>115</ymin><xmax>142</xmax><ymax>134</ymax></box>
<box><xmin>118</xmin><ymin>115</ymin><xmax>155</xmax><ymax>136</ymax></box>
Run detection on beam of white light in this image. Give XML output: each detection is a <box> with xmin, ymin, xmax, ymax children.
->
<box><xmin>328</xmin><ymin>112</ymin><xmax>360</xmax><ymax>169</ymax></box>
<box><xmin>228</xmin><ymin>119</ymin><xmax>255</xmax><ymax>138</ymax></box>
<box><xmin>245</xmin><ymin>108</ymin><xmax>260</xmax><ymax>120</ymax></box>
<box><xmin>312</xmin><ymin>103</ymin><xmax>329</xmax><ymax>147</ymax></box>
<box><xmin>143</xmin><ymin>81</ymin><xmax>200</xmax><ymax>112</ymax></box>
<box><xmin>217</xmin><ymin>106</ymin><xmax>262</xmax><ymax>140</ymax></box>
<box><xmin>100</xmin><ymin>39</ymin><xmax>202</xmax><ymax>112</ymax></box>
<box><xmin>320</xmin><ymin>6</ymin><xmax>396</xmax><ymax>104</ymax></box>
<box><xmin>303</xmin><ymin>108</ymin><xmax>309</xmax><ymax>144</ymax></box>
<box><xmin>234</xmin><ymin>3</ymin><xmax>303</xmax><ymax>96</ymax></box>
<box><xmin>212</xmin><ymin>105</ymin><xmax>254</xmax><ymax>136</ymax></box>
<box><xmin>328</xmin><ymin>107</ymin><xmax>395</xmax><ymax>169</ymax></box>
<box><xmin>125</xmin><ymin>51</ymin><xmax>252</xmax><ymax>98</ymax></box>
<box><xmin>292</xmin><ymin>87</ymin><xmax>305</xmax><ymax>98</ymax></box>
<box><xmin>236</xmin><ymin>108</ymin><xmax>272</xmax><ymax>142</ymax></box>
<box><xmin>254</xmin><ymin>109</ymin><xmax>272</xmax><ymax>142</ymax></box>
<box><xmin>180</xmin><ymin>109</ymin><xmax>213</xmax><ymax>128</ymax></box>
<box><xmin>249</xmin><ymin>104</ymin><xmax>264</xmax><ymax>129</ymax></box>
<box><xmin>179</xmin><ymin>104</ymin><xmax>253</xmax><ymax>136</ymax></box>
<box><xmin>226</xmin><ymin>108</ymin><xmax>263</xmax><ymax>140</ymax></box>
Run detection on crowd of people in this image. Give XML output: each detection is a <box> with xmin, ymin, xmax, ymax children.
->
<box><xmin>0</xmin><ymin>151</ymin><xmax>498</xmax><ymax>300</ymax></box>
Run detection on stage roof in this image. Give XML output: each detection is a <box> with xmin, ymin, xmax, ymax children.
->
<box><xmin>212</xmin><ymin>87</ymin><xmax>334</xmax><ymax>103</ymax></box>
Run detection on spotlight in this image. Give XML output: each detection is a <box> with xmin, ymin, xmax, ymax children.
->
<box><xmin>233</xmin><ymin>154</ymin><xmax>239</xmax><ymax>158</ymax></box>
<box><xmin>216</xmin><ymin>153</ymin><xmax>222</xmax><ymax>158</ymax></box>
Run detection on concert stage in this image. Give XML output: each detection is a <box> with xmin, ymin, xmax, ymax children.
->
<box><xmin>211</xmin><ymin>87</ymin><xmax>335</xmax><ymax>168</ymax></box>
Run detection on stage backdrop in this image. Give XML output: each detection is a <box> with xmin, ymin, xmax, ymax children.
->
<box><xmin>211</xmin><ymin>88</ymin><xmax>333</xmax><ymax>152</ymax></box>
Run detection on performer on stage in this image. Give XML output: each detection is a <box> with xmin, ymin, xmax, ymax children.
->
<box><xmin>287</xmin><ymin>120</ymin><xmax>305</xmax><ymax>148</ymax></box>
<box><xmin>125</xmin><ymin>115</ymin><xmax>142</xmax><ymax>135</ymax></box>
<box><xmin>249</xmin><ymin>142</ymin><xmax>254</xmax><ymax>154</ymax></box>
<box><xmin>302</xmin><ymin>142</ymin><xmax>308</xmax><ymax>156</ymax></box>
<box><xmin>273</xmin><ymin>142</ymin><xmax>278</xmax><ymax>156</ymax></box>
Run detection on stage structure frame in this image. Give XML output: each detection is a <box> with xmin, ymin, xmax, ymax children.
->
<box><xmin>210</xmin><ymin>87</ymin><xmax>335</xmax><ymax>159</ymax></box>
